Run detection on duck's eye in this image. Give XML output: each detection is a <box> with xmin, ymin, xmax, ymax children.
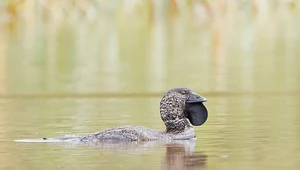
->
<box><xmin>180</xmin><ymin>90</ymin><xmax>187</xmax><ymax>95</ymax></box>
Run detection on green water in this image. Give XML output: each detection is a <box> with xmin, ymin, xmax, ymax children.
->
<box><xmin>0</xmin><ymin>1</ymin><xmax>300</xmax><ymax>170</ymax></box>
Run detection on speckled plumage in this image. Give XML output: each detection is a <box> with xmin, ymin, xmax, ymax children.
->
<box><xmin>37</xmin><ymin>88</ymin><xmax>208</xmax><ymax>142</ymax></box>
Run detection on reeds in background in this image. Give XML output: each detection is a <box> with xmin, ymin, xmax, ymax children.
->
<box><xmin>0</xmin><ymin>0</ymin><xmax>299</xmax><ymax>24</ymax></box>
<box><xmin>0</xmin><ymin>0</ymin><xmax>299</xmax><ymax>95</ymax></box>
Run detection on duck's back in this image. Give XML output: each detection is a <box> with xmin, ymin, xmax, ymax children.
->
<box><xmin>94</xmin><ymin>126</ymin><xmax>169</xmax><ymax>141</ymax></box>
<box><xmin>58</xmin><ymin>126</ymin><xmax>170</xmax><ymax>142</ymax></box>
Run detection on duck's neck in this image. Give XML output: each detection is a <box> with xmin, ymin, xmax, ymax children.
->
<box><xmin>164</xmin><ymin>117</ymin><xmax>192</xmax><ymax>133</ymax></box>
<box><xmin>160</xmin><ymin>97</ymin><xmax>192</xmax><ymax>134</ymax></box>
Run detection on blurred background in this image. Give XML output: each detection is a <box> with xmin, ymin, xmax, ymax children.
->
<box><xmin>0</xmin><ymin>0</ymin><xmax>300</xmax><ymax>170</ymax></box>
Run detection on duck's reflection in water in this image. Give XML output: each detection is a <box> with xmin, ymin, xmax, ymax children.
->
<box><xmin>55</xmin><ymin>139</ymin><xmax>207</xmax><ymax>169</ymax></box>
<box><xmin>163</xmin><ymin>141</ymin><xmax>207</xmax><ymax>170</ymax></box>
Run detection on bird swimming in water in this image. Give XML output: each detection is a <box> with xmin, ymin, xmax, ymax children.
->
<box><xmin>15</xmin><ymin>88</ymin><xmax>208</xmax><ymax>143</ymax></box>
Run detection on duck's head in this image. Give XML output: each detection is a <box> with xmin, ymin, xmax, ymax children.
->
<box><xmin>160</xmin><ymin>88</ymin><xmax>208</xmax><ymax>133</ymax></box>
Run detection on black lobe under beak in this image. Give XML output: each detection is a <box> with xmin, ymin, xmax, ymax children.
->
<box><xmin>185</xmin><ymin>93</ymin><xmax>208</xmax><ymax>126</ymax></box>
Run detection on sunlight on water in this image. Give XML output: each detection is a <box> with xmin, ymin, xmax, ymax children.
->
<box><xmin>0</xmin><ymin>1</ymin><xmax>300</xmax><ymax>170</ymax></box>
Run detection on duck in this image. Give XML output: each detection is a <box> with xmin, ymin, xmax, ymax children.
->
<box><xmin>18</xmin><ymin>88</ymin><xmax>208</xmax><ymax>143</ymax></box>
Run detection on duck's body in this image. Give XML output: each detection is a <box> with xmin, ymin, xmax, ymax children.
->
<box><xmin>16</xmin><ymin>88</ymin><xmax>208</xmax><ymax>143</ymax></box>
<box><xmin>49</xmin><ymin>125</ymin><xmax>196</xmax><ymax>142</ymax></box>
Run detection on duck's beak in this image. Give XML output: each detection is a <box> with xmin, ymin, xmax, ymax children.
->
<box><xmin>187</xmin><ymin>92</ymin><xmax>207</xmax><ymax>103</ymax></box>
